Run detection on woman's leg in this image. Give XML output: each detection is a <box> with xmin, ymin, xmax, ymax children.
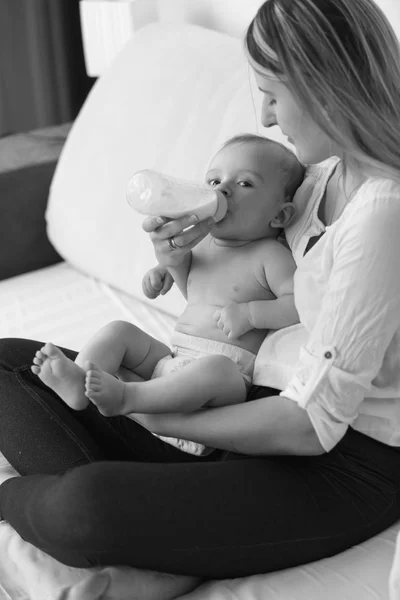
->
<box><xmin>0</xmin><ymin>338</ymin><xmax>204</xmax><ymax>475</ymax></box>
<box><xmin>1</xmin><ymin>384</ymin><xmax>399</xmax><ymax>577</ymax></box>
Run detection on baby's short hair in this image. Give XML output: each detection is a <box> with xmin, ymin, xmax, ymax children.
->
<box><xmin>222</xmin><ymin>133</ymin><xmax>305</xmax><ymax>201</ymax></box>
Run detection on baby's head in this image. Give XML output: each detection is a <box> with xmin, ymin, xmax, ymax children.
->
<box><xmin>206</xmin><ymin>134</ymin><xmax>305</xmax><ymax>243</ymax></box>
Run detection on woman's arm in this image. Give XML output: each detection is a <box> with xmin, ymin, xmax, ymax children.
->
<box><xmin>282</xmin><ymin>184</ymin><xmax>400</xmax><ymax>451</ymax></box>
<box><xmin>133</xmin><ymin>394</ymin><xmax>325</xmax><ymax>456</ymax></box>
<box><xmin>138</xmin><ymin>182</ymin><xmax>400</xmax><ymax>457</ymax></box>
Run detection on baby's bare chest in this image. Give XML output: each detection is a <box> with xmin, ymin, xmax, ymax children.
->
<box><xmin>187</xmin><ymin>245</ymin><xmax>274</xmax><ymax>305</ymax></box>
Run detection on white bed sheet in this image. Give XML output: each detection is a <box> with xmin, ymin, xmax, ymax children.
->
<box><xmin>0</xmin><ymin>261</ymin><xmax>176</xmax><ymax>349</ymax></box>
<box><xmin>0</xmin><ymin>262</ymin><xmax>399</xmax><ymax>600</ymax></box>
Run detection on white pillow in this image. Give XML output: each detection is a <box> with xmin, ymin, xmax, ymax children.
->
<box><xmin>46</xmin><ymin>22</ymin><xmax>289</xmax><ymax>319</ymax></box>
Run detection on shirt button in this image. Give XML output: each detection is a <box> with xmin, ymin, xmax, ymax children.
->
<box><xmin>324</xmin><ymin>351</ymin><xmax>332</xmax><ymax>359</ymax></box>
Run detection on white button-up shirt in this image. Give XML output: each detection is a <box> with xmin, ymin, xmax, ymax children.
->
<box><xmin>253</xmin><ymin>158</ymin><xmax>400</xmax><ymax>451</ymax></box>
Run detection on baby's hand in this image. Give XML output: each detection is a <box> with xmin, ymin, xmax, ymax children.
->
<box><xmin>142</xmin><ymin>265</ymin><xmax>174</xmax><ymax>299</ymax></box>
<box><xmin>213</xmin><ymin>303</ymin><xmax>253</xmax><ymax>339</ymax></box>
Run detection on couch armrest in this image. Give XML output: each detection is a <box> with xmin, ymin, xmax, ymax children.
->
<box><xmin>0</xmin><ymin>123</ymin><xmax>72</xmax><ymax>280</ymax></box>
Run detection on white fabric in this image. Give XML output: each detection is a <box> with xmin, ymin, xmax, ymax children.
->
<box><xmin>254</xmin><ymin>160</ymin><xmax>400</xmax><ymax>452</ymax></box>
<box><xmin>149</xmin><ymin>331</ymin><xmax>256</xmax><ymax>456</ymax></box>
<box><xmin>0</xmin><ymin>262</ymin><xmax>176</xmax><ymax>349</ymax></box>
<box><xmin>390</xmin><ymin>531</ymin><xmax>400</xmax><ymax>599</ymax></box>
<box><xmin>45</xmin><ymin>22</ymin><xmax>290</xmax><ymax>320</ymax></box>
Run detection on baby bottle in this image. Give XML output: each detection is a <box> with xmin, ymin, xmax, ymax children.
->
<box><xmin>126</xmin><ymin>169</ymin><xmax>227</xmax><ymax>223</ymax></box>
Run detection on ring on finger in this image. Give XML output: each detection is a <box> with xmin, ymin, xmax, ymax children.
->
<box><xmin>167</xmin><ymin>237</ymin><xmax>180</xmax><ymax>251</ymax></box>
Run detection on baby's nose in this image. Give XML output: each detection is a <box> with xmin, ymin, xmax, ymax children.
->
<box><xmin>217</xmin><ymin>183</ymin><xmax>232</xmax><ymax>197</ymax></box>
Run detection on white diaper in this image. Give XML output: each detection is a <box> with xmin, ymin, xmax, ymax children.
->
<box><xmin>150</xmin><ymin>332</ymin><xmax>256</xmax><ymax>456</ymax></box>
<box><xmin>152</xmin><ymin>331</ymin><xmax>256</xmax><ymax>386</ymax></box>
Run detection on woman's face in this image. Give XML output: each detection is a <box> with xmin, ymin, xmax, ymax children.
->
<box><xmin>254</xmin><ymin>70</ymin><xmax>337</xmax><ymax>164</ymax></box>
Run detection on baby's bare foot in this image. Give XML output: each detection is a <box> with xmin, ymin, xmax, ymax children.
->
<box><xmin>85</xmin><ymin>362</ymin><xmax>127</xmax><ymax>416</ymax></box>
<box><xmin>31</xmin><ymin>342</ymin><xmax>89</xmax><ymax>410</ymax></box>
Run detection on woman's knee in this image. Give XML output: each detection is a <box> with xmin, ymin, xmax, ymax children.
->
<box><xmin>0</xmin><ymin>338</ymin><xmax>42</xmax><ymax>370</ymax></box>
<box><xmin>35</xmin><ymin>465</ymin><xmax>113</xmax><ymax>551</ymax></box>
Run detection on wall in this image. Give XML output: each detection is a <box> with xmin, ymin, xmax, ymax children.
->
<box><xmin>158</xmin><ymin>0</ymin><xmax>400</xmax><ymax>39</ymax></box>
<box><xmin>0</xmin><ymin>0</ymin><xmax>93</xmax><ymax>136</ymax></box>
<box><xmin>157</xmin><ymin>0</ymin><xmax>264</xmax><ymax>38</ymax></box>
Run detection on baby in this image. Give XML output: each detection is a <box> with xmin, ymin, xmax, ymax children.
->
<box><xmin>32</xmin><ymin>134</ymin><xmax>305</xmax><ymax>456</ymax></box>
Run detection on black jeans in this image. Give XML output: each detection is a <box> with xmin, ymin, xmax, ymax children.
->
<box><xmin>0</xmin><ymin>338</ymin><xmax>400</xmax><ymax>578</ymax></box>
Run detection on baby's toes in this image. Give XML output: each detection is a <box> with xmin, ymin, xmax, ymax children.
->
<box><xmin>85</xmin><ymin>371</ymin><xmax>101</xmax><ymax>391</ymax></box>
<box><xmin>34</xmin><ymin>350</ymin><xmax>47</xmax><ymax>363</ymax></box>
<box><xmin>31</xmin><ymin>364</ymin><xmax>41</xmax><ymax>375</ymax></box>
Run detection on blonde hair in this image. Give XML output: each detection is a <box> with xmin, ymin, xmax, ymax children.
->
<box><xmin>222</xmin><ymin>133</ymin><xmax>305</xmax><ymax>200</ymax></box>
<box><xmin>245</xmin><ymin>0</ymin><xmax>400</xmax><ymax>182</ymax></box>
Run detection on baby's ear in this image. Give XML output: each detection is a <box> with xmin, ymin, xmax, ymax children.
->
<box><xmin>270</xmin><ymin>202</ymin><xmax>296</xmax><ymax>229</ymax></box>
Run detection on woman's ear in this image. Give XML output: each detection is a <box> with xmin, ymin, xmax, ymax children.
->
<box><xmin>270</xmin><ymin>202</ymin><xmax>296</xmax><ymax>229</ymax></box>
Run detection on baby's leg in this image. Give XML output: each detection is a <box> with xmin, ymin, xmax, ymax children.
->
<box><xmin>75</xmin><ymin>320</ymin><xmax>170</xmax><ymax>380</ymax></box>
<box><xmin>85</xmin><ymin>354</ymin><xmax>246</xmax><ymax>416</ymax></box>
<box><xmin>32</xmin><ymin>343</ymin><xmax>88</xmax><ymax>410</ymax></box>
<box><xmin>32</xmin><ymin>321</ymin><xmax>170</xmax><ymax>411</ymax></box>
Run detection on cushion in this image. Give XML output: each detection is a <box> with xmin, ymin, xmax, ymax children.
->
<box><xmin>46</xmin><ymin>22</ymin><xmax>289</xmax><ymax>319</ymax></box>
<box><xmin>0</xmin><ymin>124</ymin><xmax>70</xmax><ymax>280</ymax></box>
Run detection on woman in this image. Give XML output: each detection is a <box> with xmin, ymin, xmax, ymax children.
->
<box><xmin>0</xmin><ymin>0</ymin><xmax>400</xmax><ymax>579</ymax></box>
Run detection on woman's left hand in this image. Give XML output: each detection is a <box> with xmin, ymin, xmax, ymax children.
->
<box><xmin>131</xmin><ymin>412</ymin><xmax>178</xmax><ymax>434</ymax></box>
<box><xmin>131</xmin><ymin>396</ymin><xmax>325</xmax><ymax>456</ymax></box>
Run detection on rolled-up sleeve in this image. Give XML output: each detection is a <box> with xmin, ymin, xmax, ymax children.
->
<box><xmin>282</xmin><ymin>184</ymin><xmax>400</xmax><ymax>451</ymax></box>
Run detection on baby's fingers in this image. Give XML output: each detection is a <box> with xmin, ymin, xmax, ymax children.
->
<box><xmin>142</xmin><ymin>275</ymin><xmax>160</xmax><ymax>299</ymax></box>
<box><xmin>160</xmin><ymin>271</ymin><xmax>174</xmax><ymax>295</ymax></box>
<box><xmin>213</xmin><ymin>310</ymin><xmax>225</xmax><ymax>331</ymax></box>
<box><xmin>149</xmin><ymin>271</ymin><xmax>163</xmax><ymax>290</ymax></box>
<box><xmin>142</xmin><ymin>283</ymin><xmax>160</xmax><ymax>299</ymax></box>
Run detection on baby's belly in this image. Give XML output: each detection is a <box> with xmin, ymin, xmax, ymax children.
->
<box><xmin>175</xmin><ymin>304</ymin><xmax>268</xmax><ymax>355</ymax></box>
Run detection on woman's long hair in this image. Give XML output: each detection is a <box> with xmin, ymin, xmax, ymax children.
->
<box><xmin>245</xmin><ymin>0</ymin><xmax>400</xmax><ymax>181</ymax></box>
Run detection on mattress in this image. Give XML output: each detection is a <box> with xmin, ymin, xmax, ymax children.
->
<box><xmin>0</xmin><ymin>261</ymin><xmax>399</xmax><ymax>600</ymax></box>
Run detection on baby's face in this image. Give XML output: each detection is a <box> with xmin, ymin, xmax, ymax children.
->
<box><xmin>205</xmin><ymin>142</ymin><xmax>286</xmax><ymax>242</ymax></box>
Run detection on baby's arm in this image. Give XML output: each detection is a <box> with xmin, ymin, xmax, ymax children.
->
<box><xmin>167</xmin><ymin>253</ymin><xmax>192</xmax><ymax>299</ymax></box>
<box><xmin>248</xmin><ymin>242</ymin><xmax>298</xmax><ymax>330</ymax></box>
<box><xmin>141</xmin><ymin>256</ymin><xmax>192</xmax><ymax>301</ymax></box>
<box><xmin>142</xmin><ymin>265</ymin><xmax>174</xmax><ymax>299</ymax></box>
<box><xmin>214</xmin><ymin>242</ymin><xmax>298</xmax><ymax>339</ymax></box>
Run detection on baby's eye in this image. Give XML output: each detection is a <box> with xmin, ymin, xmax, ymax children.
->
<box><xmin>207</xmin><ymin>178</ymin><xmax>220</xmax><ymax>187</ymax></box>
<box><xmin>238</xmin><ymin>181</ymin><xmax>253</xmax><ymax>188</ymax></box>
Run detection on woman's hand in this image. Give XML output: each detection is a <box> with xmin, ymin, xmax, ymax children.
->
<box><xmin>142</xmin><ymin>265</ymin><xmax>174</xmax><ymax>299</ymax></box>
<box><xmin>142</xmin><ymin>214</ymin><xmax>215</xmax><ymax>268</ymax></box>
<box><xmin>132</xmin><ymin>397</ymin><xmax>325</xmax><ymax>456</ymax></box>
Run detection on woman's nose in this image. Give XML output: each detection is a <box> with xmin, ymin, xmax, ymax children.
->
<box><xmin>261</xmin><ymin>97</ymin><xmax>277</xmax><ymax>128</ymax></box>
